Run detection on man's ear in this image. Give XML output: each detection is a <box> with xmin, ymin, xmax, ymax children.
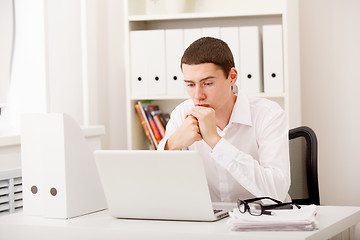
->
<box><xmin>228</xmin><ymin>67</ymin><xmax>238</xmax><ymax>86</ymax></box>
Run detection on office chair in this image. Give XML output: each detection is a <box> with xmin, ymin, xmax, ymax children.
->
<box><xmin>288</xmin><ymin>126</ymin><xmax>320</xmax><ymax>205</ymax></box>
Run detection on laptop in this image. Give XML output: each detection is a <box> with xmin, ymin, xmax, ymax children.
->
<box><xmin>94</xmin><ymin>150</ymin><xmax>229</xmax><ymax>221</ymax></box>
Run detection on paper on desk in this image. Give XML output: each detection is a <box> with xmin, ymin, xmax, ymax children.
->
<box><xmin>227</xmin><ymin>204</ymin><xmax>318</xmax><ymax>231</ymax></box>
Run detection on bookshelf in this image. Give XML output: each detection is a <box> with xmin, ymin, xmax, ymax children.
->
<box><xmin>124</xmin><ymin>0</ymin><xmax>300</xmax><ymax>150</ymax></box>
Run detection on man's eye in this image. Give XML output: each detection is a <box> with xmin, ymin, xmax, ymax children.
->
<box><xmin>186</xmin><ymin>83</ymin><xmax>194</xmax><ymax>87</ymax></box>
<box><xmin>204</xmin><ymin>82</ymin><xmax>212</xmax><ymax>86</ymax></box>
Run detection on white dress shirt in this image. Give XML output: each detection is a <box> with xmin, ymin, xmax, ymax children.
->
<box><xmin>158</xmin><ymin>88</ymin><xmax>290</xmax><ymax>203</ymax></box>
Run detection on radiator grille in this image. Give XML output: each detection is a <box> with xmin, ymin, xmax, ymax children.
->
<box><xmin>0</xmin><ymin>169</ymin><xmax>22</xmax><ymax>216</ymax></box>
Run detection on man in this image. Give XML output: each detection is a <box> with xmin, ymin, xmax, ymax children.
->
<box><xmin>158</xmin><ymin>37</ymin><xmax>290</xmax><ymax>203</ymax></box>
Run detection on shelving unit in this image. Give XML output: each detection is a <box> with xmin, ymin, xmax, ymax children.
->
<box><xmin>124</xmin><ymin>0</ymin><xmax>300</xmax><ymax>150</ymax></box>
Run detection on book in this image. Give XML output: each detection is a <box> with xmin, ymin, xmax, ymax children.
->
<box><xmin>153</xmin><ymin>114</ymin><xmax>165</xmax><ymax>138</ymax></box>
<box><xmin>161</xmin><ymin>113</ymin><xmax>170</xmax><ymax>126</ymax></box>
<box><xmin>135</xmin><ymin>103</ymin><xmax>157</xmax><ymax>150</ymax></box>
<box><xmin>143</xmin><ymin>105</ymin><xmax>162</xmax><ymax>144</ymax></box>
<box><xmin>138</xmin><ymin>101</ymin><xmax>159</xmax><ymax>148</ymax></box>
<box><xmin>149</xmin><ymin>105</ymin><xmax>165</xmax><ymax>138</ymax></box>
<box><xmin>149</xmin><ymin>105</ymin><xmax>169</xmax><ymax>128</ymax></box>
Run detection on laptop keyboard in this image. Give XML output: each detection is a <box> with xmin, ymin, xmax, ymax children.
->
<box><xmin>213</xmin><ymin>209</ymin><xmax>222</xmax><ymax>214</ymax></box>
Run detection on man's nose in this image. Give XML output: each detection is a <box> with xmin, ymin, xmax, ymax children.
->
<box><xmin>194</xmin><ymin>85</ymin><xmax>205</xmax><ymax>100</ymax></box>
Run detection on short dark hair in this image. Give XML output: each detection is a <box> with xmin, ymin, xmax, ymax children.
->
<box><xmin>181</xmin><ymin>37</ymin><xmax>235</xmax><ymax>77</ymax></box>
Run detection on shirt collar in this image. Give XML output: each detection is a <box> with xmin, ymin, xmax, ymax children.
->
<box><xmin>229</xmin><ymin>87</ymin><xmax>252</xmax><ymax>126</ymax></box>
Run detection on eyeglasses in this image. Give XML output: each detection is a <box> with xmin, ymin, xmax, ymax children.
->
<box><xmin>237</xmin><ymin>197</ymin><xmax>301</xmax><ymax>216</ymax></box>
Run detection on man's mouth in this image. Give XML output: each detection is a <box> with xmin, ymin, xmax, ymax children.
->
<box><xmin>195</xmin><ymin>104</ymin><xmax>210</xmax><ymax>107</ymax></box>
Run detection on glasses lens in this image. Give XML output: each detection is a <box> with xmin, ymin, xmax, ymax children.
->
<box><xmin>238</xmin><ymin>201</ymin><xmax>246</xmax><ymax>213</ymax></box>
<box><xmin>248</xmin><ymin>203</ymin><xmax>262</xmax><ymax>216</ymax></box>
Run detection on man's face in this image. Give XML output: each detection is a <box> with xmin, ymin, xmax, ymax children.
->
<box><xmin>182</xmin><ymin>63</ymin><xmax>236</xmax><ymax>112</ymax></box>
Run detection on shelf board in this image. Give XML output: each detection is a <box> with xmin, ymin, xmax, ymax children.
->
<box><xmin>131</xmin><ymin>95</ymin><xmax>190</xmax><ymax>101</ymax></box>
<box><xmin>249</xmin><ymin>92</ymin><xmax>285</xmax><ymax>98</ymax></box>
<box><xmin>130</xmin><ymin>93</ymin><xmax>284</xmax><ymax>101</ymax></box>
<box><xmin>129</xmin><ymin>10</ymin><xmax>282</xmax><ymax>22</ymax></box>
<box><xmin>0</xmin><ymin>135</ymin><xmax>20</xmax><ymax>147</ymax></box>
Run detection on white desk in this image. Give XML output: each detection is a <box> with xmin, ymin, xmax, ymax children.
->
<box><xmin>0</xmin><ymin>205</ymin><xmax>359</xmax><ymax>240</ymax></box>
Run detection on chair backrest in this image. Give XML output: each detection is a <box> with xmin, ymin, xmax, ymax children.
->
<box><xmin>288</xmin><ymin>126</ymin><xmax>320</xmax><ymax>205</ymax></box>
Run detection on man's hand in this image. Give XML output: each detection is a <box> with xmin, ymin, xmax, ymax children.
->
<box><xmin>188</xmin><ymin>106</ymin><xmax>221</xmax><ymax>149</ymax></box>
<box><xmin>165</xmin><ymin>115</ymin><xmax>202</xmax><ymax>150</ymax></box>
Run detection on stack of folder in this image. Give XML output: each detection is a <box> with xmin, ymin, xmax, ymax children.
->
<box><xmin>227</xmin><ymin>205</ymin><xmax>318</xmax><ymax>231</ymax></box>
<box><xmin>130</xmin><ymin>25</ymin><xmax>284</xmax><ymax>98</ymax></box>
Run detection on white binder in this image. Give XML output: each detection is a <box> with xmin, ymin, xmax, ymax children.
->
<box><xmin>201</xmin><ymin>27</ymin><xmax>220</xmax><ymax>38</ymax></box>
<box><xmin>130</xmin><ymin>30</ymin><xmax>149</xmax><ymax>98</ymax></box>
<box><xmin>147</xmin><ymin>30</ymin><xmax>166</xmax><ymax>96</ymax></box>
<box><xmin>183</xmin><ymin>28</ymin><xmax>202</xmax><ymax>50</ymax></box>
<box><xmin>20</xmin><ymin>114</ymin><xmax>44</xmax><ymax>216</ymax></box>
<box><xmin>21</xmin><ymin>113</ymin><xmax>106</xmax><ymax>219</ymax></box>
<box><xmin>263</xmin><ymin>25</ymin><xmax>284</xmax><ymax>94</ymax></box>
<box><xmin>239</xmin><ymin>26</ymin><xmax>263</xmax><ymax>93</ymax></box>
<box><xmin>220</xmin><ymin>27</ymin><xmax>240</xmax><ymax>88</ymax></box>
<box><xmin>165</xmin><ymin>29</ymin><xmax>185</xmax><ymax>96</ymax></box>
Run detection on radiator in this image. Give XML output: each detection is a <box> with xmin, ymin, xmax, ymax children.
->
<box><xmin>0</xmin><ymin>168</ymin><xmax>22</xmax><ymax>215</ymax></box>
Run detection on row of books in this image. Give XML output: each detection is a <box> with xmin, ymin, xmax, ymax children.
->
<box><xmin>134</xmin><ymin>101</ymin><xmax>170</xmax><ymax>150</ymax></box>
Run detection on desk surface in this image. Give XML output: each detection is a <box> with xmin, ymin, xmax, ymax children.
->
<box><xmin>1</xmin><ymin>204</ymin><xmax>360</xmax><ymax>240</ymax></box>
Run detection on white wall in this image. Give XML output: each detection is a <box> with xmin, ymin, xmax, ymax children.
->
<box><xmin>46</xmin><ymin>0</ymin><xmax>127</xmax><ymax>149</ymax></box>
<box><xmin>46</xmin><ymin>0</ymin><xmax>128</xmax><ymax>150</ymax></box>
<box><xmin>46</xmin><ymin>0</ymin><xmax>84</xmax><ymax>123</ymax></box>
<box><xmin>95</xmin><ymin>0</ymin><xmax>127</xmax><ymax>150</ymax></box>
<box><xmin>0</xmin><ymin>0</ymin><xmax>12</xmax><ymax>104</ymax></box>
<box><xmin>0</xmin><ymin>0</ymin><xmax>127</xmax><ymax>149</ymax></box>
<box><xmin>299</xmin><ymin>0</ymin><xmax>360</xmax><ymax>206</ymax></box>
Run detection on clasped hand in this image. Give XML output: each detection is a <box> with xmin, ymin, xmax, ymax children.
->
<box><xmin>166</xmin><ymin>106</ymin><xmax>221</xmax><ymax>150</ymax></box>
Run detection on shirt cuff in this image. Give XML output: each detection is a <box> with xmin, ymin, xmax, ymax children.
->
<box><xmin>157</xmin><ymin>137</ymin><xmax>167</xmax><ymax>151</ymax></box>
<box><xmin>210</xmin><ymin>138</ymin><xmax>240</xmax><ymax>169</ymax></box>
